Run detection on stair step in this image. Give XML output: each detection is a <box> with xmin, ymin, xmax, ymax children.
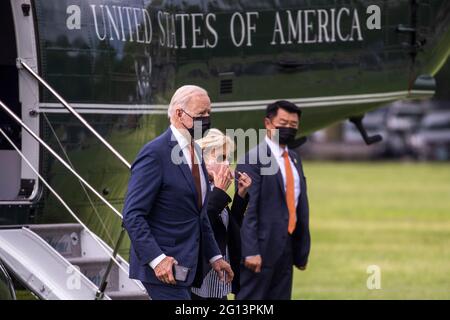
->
<box><xmin>28</xmin><ymin>223</ymin><xmax>83</xmax><ymax>233</ymax></box>
<box><xmin>18</xmin><ymin>224</ymin><xmax>146</xmax><ymax>300</ymax></box>
<box><xmin>67</xmin><ymin>257</ymin><xmax>110</xmax><ymax>265</ymax></box>
<box><xmin>67</xmin><ymin>257</ymin><xmax>119</xmax><ymax>291</ymax></box>
<box><xmin>0</xmin><ymin>227</ymin><xmax>102</xmax><ymax>300</ymax></box>
<box><xmin>28</xmin><ymin>224</ymin><xmax>83</xmax><ymax>258</ymax></box>
<box><xmin>1</xmin><ymin>224</ymin><xmax>147</xmax><ymax>300</ymax></box>
<box><xmin>106</xmin><ymin>290</ymin><xmax>149</xmax><ymax>300</ymax></box>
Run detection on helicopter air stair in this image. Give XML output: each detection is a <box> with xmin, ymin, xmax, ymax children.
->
<box><xmin>0</xmin><ymin>224</ymin><xmax>148</xmax><ymax>300</ymax></box>
<box><xmin>0</xmin><ymin>60</ymin><xmax>150</xmax><ymax>300</ymax></box>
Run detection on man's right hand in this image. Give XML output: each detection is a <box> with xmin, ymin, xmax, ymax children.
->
<box><xmin>244</xmin><ymin>255</ymin><xmax>262</xmax><ymax>273</ymax></box>
<box><xmin>154</xmin><ymin>256</ymin><xmax>178</xmax><ymax>285</ymax></box>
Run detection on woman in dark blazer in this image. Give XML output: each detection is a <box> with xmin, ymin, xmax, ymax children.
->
<box><xmin>191</xmin><ymin>129</ymin><xmax>251</xmax><ymax>300</ymax></box>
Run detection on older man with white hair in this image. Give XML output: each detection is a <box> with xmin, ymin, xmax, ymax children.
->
<box><xmin>123</xmin><ymin>85</ymin><xmax>234</xmax><ymax>300</ymax></box>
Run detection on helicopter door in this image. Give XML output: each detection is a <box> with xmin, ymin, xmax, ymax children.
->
<box><xmin>1</xmin><ymin>0</ymin><xmax>40</xmax><ymax>202</ymax></box>
<box><xmin>0</xmin><ymin>0</ymin><xmax>21</xmax><ymax>201</ymax></box>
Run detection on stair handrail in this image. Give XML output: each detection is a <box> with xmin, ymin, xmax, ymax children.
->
<box><xmin>0</xmin><ymin>101</ymin><xmax>135</xmax><ymax>299</ymax></box>
<box><xmin>0</xmin><ymin>127</ymin><xmax>133</xmax><ymax>299</ymax></box>
<box><xmin>16</xmin><ymin>58</ymin><xmax>131</xmax><ymax>169</ymax></box>
<box><xmin>0</xmin><ymin>100</ymin><xmax>122</xmax><ymax>219</ymax></box>
<box><xmin>15</xmin><ymin>59</ymin><xmax>134</xmax><ymax>300</ymax></box>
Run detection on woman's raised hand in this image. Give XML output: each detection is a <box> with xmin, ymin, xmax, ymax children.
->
<box><xmin>211</xmin><ymin>164</ymin><xmax>232</xmax><ymax>191</ymax></box>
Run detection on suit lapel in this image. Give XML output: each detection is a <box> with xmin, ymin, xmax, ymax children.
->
<box><xmin>167</xmin><ymin>129</ymin><xmax>208</xmax><ymax>213</ymax></box>
<box><xmin>263</xmin><ymin>141</ymin><xmax>285</xmax><ymax>196</ymax></box>
<box><xmin>197</xmin><ymin>143</ymin><xmax>210</xmax><ymax>208</ymax></box>
<box><xmin>200</xmin><ymin>159</ymin><xmax>210</xmax><ymax>208</ymax></box>
<box><xmin>288</xmin><ymin>149</ymin><xmax>304</xmax><ymax>209</ymax></box>
<box><xmin>167</xmin><ymin>129</ymin><xmax>197</xmax><ymax>197</ymax></box>
<box><xmin>276</xmin><ymin>165</ymin><xmax>285</xmax><ymax>196</ymax></box>
<box><xmin>288</xmin><ymin>149</ymin><xmax>302</xmax><ymax>176</ymax></box>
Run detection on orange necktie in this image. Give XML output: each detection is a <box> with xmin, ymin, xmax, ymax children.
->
<box><xmin>283</xmin><ymin>151</ymin><xmax>296</xmax><ymax>234</ymax></box>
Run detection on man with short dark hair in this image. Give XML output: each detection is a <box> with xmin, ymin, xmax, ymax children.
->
<box><xmin>236</xmin><ymin>100</ymin><xmax>311</xmax><ymax>300</ymax></box>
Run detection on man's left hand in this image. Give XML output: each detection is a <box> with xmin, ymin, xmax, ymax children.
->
<box><xmin>211</xmin><ymin>258</ymin><xmax>234</xmax><ymax>283</ymax></box>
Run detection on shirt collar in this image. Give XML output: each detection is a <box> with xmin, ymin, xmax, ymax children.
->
<box><xmin>265</xmin><ymin>135</ymin><xmax>288</xmax><ymax>158</ymax></box>
<box><xmin>170</xmin><ymin>124</ymin><xmax>190</xmax><ymax>150</ymax></box>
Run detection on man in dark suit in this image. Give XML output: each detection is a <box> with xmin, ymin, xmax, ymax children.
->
<box><xmin>122</xmin><ymin>85</ymin><xmax>233</xmax><ymax>300</ymax></box>
<box><xmin>236</xmin><ymin>100</ymin><xmax>311</xmax><ymax>300</ymax></box>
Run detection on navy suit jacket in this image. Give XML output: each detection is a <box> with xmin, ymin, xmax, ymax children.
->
<box><xmin>122</xmin><ymin>128</ymin><xmax>221</xmax><ymax>287</ymax></box>
<box><xmin>236</xmin><ymin>141</ymin><xmax>311</xmax><ymax>268</ymax></box>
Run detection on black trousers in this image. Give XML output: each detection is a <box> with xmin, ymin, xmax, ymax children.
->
<box><xmin>141</xmin><ymin>282</ymin><xmax>191</xmax><ymax>300</ymax></box>
<box><xmin>236</xmin><ymin>236</ymin><xmax>293</xmax><ymax>300</ymax></box>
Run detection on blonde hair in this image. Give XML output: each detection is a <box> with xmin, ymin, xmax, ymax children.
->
<box><xmin>196</xmin><ymin>129</ymin><xmax>235</xmax><ymax>161</ymax></box>
<box><xmin>167</xmin><ymin>85</ymin><xmax>208</xmax><ymax>118</ymax></box>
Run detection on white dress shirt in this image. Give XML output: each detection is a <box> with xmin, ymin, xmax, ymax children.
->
<box><xmin>170</xmin><ymin>124</ymin><xmax>207</xmax><ymax>204</ymax></box>
<box><xmin>149</xmin><ymin>125</ymin><xmax>221</xmax><ymax>269</ymax></box>
<box><xmin>265</xmin><ymin>135</ymin><xmax>301</xmax><ymax>207</ymax></box>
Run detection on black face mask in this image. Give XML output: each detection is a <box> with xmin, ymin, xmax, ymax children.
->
<box><xmin>181</xmin><ymin>110</ymin><xmax>211</xmax><ymax>138</ymax></box>
<box><xmin>275</xmin><ymin>127</ymin><xmax>298</xmax><ymax>145</ymax></box>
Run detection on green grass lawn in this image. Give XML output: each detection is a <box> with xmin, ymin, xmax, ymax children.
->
<box><xmin>15</xmin><ymin>161</ymin><xmax>450</xmax><ymax>300</ymax></box>
<box><xmin>290</xmin><ymin>161</ymin><xmax>450</xmax><ymax>300</ymax></box>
